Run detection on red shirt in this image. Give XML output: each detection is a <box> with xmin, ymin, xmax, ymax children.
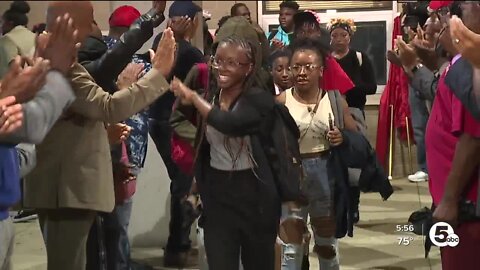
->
<box><xmin>426</xmin><ymin>62</ymin><xmax>480</xmax><ymax>206</ymax></box>
<box><xmin>321</xmin><ymin>55</ymin><xmax>355</xmax><ymax>94</ymax></box>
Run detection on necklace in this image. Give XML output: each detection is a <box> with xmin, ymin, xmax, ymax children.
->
<box><xmin>293</xmin><ymin>88</ymin><xmax>323</xmax><ymax>116</ymax></box>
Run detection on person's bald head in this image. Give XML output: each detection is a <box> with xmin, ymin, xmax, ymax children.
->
<box><xmin>47</xmin><ymin>1</ymin><xmax>94</xmax><ymax>43</ymax></box>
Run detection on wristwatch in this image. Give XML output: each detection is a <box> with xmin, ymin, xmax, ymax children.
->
<box><xmin>411</xmin><ymin>63</ymin><xmax>423</xmax><ymax>74</ymax></box>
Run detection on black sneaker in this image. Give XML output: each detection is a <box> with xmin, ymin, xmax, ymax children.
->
<box><xmin>13</xmin><ymin>210</ymin><xmax>38</xmax><ymax>223</ymax></box>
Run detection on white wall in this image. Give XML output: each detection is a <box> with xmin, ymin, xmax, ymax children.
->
<box><xmin>128</xmin><ymin>136</ymin><xmax>174</xmax><ymax>247</ymax></box>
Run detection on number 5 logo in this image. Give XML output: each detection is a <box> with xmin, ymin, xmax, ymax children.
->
<box><xmin>429</xmin><ymin>222</ymin><xmax>460</xmax><ymax>247</ymax></box>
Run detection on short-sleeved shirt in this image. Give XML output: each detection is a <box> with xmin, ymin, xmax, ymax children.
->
<box><xmin>426</xmin><ymin>56</ymin><xmax>480</xmax><ymax>206</ymax></box>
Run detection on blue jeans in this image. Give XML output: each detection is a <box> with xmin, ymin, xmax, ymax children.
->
<box><xmin>103</xmin><ymin>198</ymin><xmax>133</xmax><ymax>270</ymax></box>
<box><xmin>408</xmin><ymin>86</ymin><xmax>429</xmax><ymax>173</ymax></box>
<box><xmin>86</xmin><ymin>168</ymin><xmax>136</xmax><ymax>270</ymax></box>
<box><xmin>280</xmin><ymin>157</ymin><xmax>339</xmax><ymax>270</ymax></box>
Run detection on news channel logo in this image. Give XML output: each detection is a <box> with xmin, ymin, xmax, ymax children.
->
<box><xmin>429</xmin><ymin>222</ymin><xmax>460</xmax><ymax>247</ymax></box>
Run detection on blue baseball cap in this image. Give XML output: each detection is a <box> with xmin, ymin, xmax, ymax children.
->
<box><xmin>169</xmin><ymin>1</ymin><xmax>202</xmax><ymax>19</ymax></box>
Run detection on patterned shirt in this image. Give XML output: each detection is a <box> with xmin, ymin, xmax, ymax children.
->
<box><xmin>103</xmin><ymin>36</ymin><xmax>151</xmax><ymax>168</ymax></box>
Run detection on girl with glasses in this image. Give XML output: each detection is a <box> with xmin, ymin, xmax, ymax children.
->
<box><xmin>170</xmin><ymin>35</ymin><xmax>281</xmax><ymax>270</ymax></box>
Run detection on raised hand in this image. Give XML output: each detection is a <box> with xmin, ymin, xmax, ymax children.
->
<box><xmin>450</xmin><ymin>15</ymin><xmax>480</xmax><ymax>69</ymax></box>
<box><xmin>169</xmin><ymin>16</ymin><xmax>192</xmax><ymax>40</ymax></box>
<box><xmin>149</xmin><ymin>28</ymin><xmax>177</xmax><ymax>77</ymax></box>
<box><xmin>410</xmin><ymin>34</ymin><xmax>439</xmax><ymax>72</ymax></box>
<box><xmin>152</xmin><ymin>1</ymin><xmax>167</xmax><ymax>14</ymax></box>
<box><xmin>117</xmin><ymin>63</ymin><xmax>144</xmax><ymax>90</ymax></box>
<box><xmin>0</xmin><ymin>96</ymin><xmax>23</xmax><ymax>135</ymax></box>
<box><xmin>0</xmin><ymin>56</ymin><xmax>50</xmax><ymax>103</ymax></box>
<box><xmin>438</xmin><ymin>24</ymin><xmax>459</xmax><ymax>58</ymax></box>
<box><xmin>36</xmin><ymin>13</ymin><xmax>80</xmax><ymax>74</ymax></box>
<box><xmin>396</xmin><ymin>37</ymin><xmax>419</xmax><ymax>70</ymax></box>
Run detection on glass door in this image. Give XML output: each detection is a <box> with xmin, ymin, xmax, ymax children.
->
<box><xmin>258</xmin><ymin>1</ymin><xmax>400</xmax><ymax>97</ymax></box>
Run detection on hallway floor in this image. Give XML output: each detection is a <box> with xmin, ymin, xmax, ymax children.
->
<box><xmin>11</xmin><ymin>178</ymin><xmax>441</xmax><ymax>270</ymax></box>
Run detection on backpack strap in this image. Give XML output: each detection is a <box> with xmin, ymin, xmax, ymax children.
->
<box><xmin>327</xmin><ymin>90</ymin><xmax>345</xmax><ymax>129</ymax></box>
<box><xmin>196</xmin><ymin>63</ymin><xmax>209</xmax><ymax>92</ymax></box>
<box><xmin>356</xmin><ymin>51</ymin><xmax>362</xmax><ymax>66</ymax></box>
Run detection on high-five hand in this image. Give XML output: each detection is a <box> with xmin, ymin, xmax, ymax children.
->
<box><xmin>149</xmin><ymin>28</ymin><xmax>177</xmax><ymax>77</ymax></box>
<box><xmin>170</xmin><ymin>77</ymin><xmax>196</xmax><ymax>105</ymax></box>
<box><xmin>117</xmin><ymin>63</ymin><xmax>144</xmax><ymax>90</ymax></box>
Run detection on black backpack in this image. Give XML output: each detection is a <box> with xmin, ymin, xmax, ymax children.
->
<box><xmin>261</xmin><ymin>103</ymin><xmax>302</xmax><ymax>202</ymax></box>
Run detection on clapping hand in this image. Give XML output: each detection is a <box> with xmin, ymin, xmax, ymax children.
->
<box><xmin>35</xmin><ymin>13</ymin><xmax>80</xmax><ymax>74</ymax></box>
<box><xmin>450</xmin><ymin>15</ymin><xmax>480</xmax><ymax>69</ymax></box>
<box><xmin>410</xmin><ymin>27</ymin><xmax>439</xmax><ymax>72</ymax></box>
<box><xmin>0</xmin><ymin>56</ymin><xmax>50</xmax><ymax>103</ymax></box>
<box><xmin>149</xmin><ymin>28</ymin><xmax>177</xmax><ymax>77</ymax></box>
<box><xmin>386</xmin><ymin>50</ymin><xmax>402</xmax><ymax>67</ymax></box>
<box><xmin>0</xmin><ymin>96</ymin><xmax>23</xmax><ymax>135</ymax></box>
<box><xmin>396</xmin><ymin>37</ymin><xmax>419</xmax><ymax>71</ymax></box>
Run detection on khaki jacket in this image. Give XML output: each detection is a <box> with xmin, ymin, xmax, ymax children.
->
<box><xmin>24</xmin><ymin>63</ymin><xmax>169</xmax><ymax>212</ymax></box>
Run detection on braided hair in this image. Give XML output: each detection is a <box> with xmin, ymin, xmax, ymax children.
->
<box><xmin>207</xmin><ymin>35</ymin><xmax>257</xmax><ymax>102</ymax></box>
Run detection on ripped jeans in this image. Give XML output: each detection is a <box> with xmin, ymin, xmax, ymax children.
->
<box><xmin>280</xmin><ymin>157</ymin><xmax>340</xmax><ymax>270</ymax></box>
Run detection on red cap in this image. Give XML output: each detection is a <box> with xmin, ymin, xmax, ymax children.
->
<box><xmin>428</xmin><ymin>1</ymin><xmax>453</xmax><ymax>11</ymax></box>
<box><xmin>109</xmin><ymin>5</ymin><xmax>141</xmax><ymax>28</ymax></box>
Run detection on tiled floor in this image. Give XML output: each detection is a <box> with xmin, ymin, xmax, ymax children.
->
<box><xmin>11</xmin><ymin>178</ymin><xmax>441</xmax><ymax>270</ymax></box>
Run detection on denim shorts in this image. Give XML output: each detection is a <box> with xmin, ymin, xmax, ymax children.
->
<box><xmin>301</xmin><ymin>156</ymin><xmax>333</xmax><ymax>218</ymax></box>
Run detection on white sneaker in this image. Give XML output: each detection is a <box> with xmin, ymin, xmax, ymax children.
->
<box><xmin>408</xmin><ymin>171</ymin><xmax>429</xmax><ymax>182</ymax></box>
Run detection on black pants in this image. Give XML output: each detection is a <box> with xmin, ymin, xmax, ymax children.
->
<box><xmin>202</xmin><ymin>168</ymin><xmax>278</xmax><ymax>270</ymax></box>
<box><xmin>149</xmin><ymin>118</ymin><xmax>193</xmax><ymax>253</ymax></box>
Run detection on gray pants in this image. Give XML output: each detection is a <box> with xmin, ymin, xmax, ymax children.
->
<box><xmin>0</xmin><ymin>218</ymin><xmax>14</xmax><ymax>270</ymax></box>
<box><xmin>408</xmin><ymin>86</ymin><xmax>429</xmax><ymax>172</ymax></box>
